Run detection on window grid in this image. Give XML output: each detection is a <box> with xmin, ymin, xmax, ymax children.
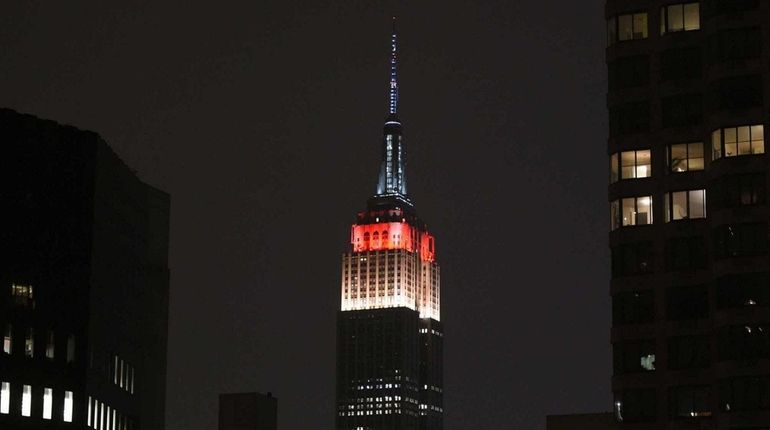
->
<box><xmin>712</xmin><ymin>125</ymin><xmax>765</xmax><ymax>159</ymax></box>
<box><xmin>665</xmin><ymin>190</ymin><xmax>707</xmax><ymax>221</ymax></box>
<box><xmin>668</xmin><ymin>142</ymin><xmax>704</xmax><ymax>172</ymax></box>
<box><xmin>661</xmin><ymin>3</ymin><xmax>700</xmax><ymax>34</ymax></box>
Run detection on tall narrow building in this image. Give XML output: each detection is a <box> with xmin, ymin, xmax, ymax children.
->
<box><xmin>336</xmin><ymin>20</ymin><xmax>443</xmax><ymax>430</ymax></box>
<box><xmin>606</xmin><ymin>0</ymin><xmax>770</xmax><ymax>428</ymax></box>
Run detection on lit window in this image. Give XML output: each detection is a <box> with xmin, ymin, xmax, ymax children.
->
<box><xmin>0</xmin><ymin>382</ymin><xmax>9</xmax><ymax>414</ymax></box>
<box><xmin>608</xmin><ymin>13</ymin><xmax>648</xmax><ymax>45</ymax></box>
<box><xmin>668</xmin><ymin>143</ymin><xmax>704</xmax><ymax>172</ymax></box>
<box><xmin>87</xmin><ymin>397</ymin><xmax>92</xmax><ymax>427</ymax></box>
<box><xmin>46</xmin><ymin>331</ymin><xmax>55</xmax><ymax>360</ymax></box>
<box><xmin>661</xmin><ymin>3</ymin><xmax>700</xmax><ymax>34</ymax></box>
<box><xmin>611</xmin><ymin>196</ymin><xmax>653</xmax><ymax>229</ymax></box>
<box><xmin>22</xmin><ymin>385</ymin><xmax>31</xmax><ymax>417</ymax></box>
<box><xmin>3</xmin><ymin>324</ymin><xmax>10</xmax><ymax>355</ymax></box>
<box><xmin>64</xmin><ymin>391</ymin><xmax>73</xmax><ymax>422</ymax></box>
<box><xmin>106</xmin><ymin>405</ymin><xmax>111</xmax><ymax>429</ymax></box>
<box><xmin>623</xmin><ymin>150</ymin><xmax>650</xmax><ymax>179</ymax></box>
<box><xmin>11</xmin><ymin>284</ymin><xmax>33</xmax><ymax>299</ymax></box>
<box><xmin>713</xmin><ymin>125</ymin><xmax>765</xmax><ymax>159</ymax></box>
<box><xmin>25</xmin><ymin>328</ymin><xmax>34</xmax><ymax>358</ymax></box>
<box><xmin>43</xmin><ymin>388</ymin><xmax>52</xmax><ymax>419</ymax></box>
<box><xmin>665</xmin><ymin>190</ymin><xmax>706</xmax><ymax>221</ymax></box>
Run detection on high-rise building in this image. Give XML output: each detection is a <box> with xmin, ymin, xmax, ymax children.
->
<box><xmin>219</xmin><ymin>392</ymin><xmax>277</xmax><ymax>430</ymax></box>
<box><xmin>606</xmin><ymin>1</ymin><xmax>770</xmax><ymax>428</ymax></box>
<box><xmin>335</xmin><ymin>20</ymin><xmax>443</xmax><ymax>430</ymax></box>
<box><xmin>0</xmin><ymin>108</ymin><xmax>170</xmax><ymax>430</ymax></box>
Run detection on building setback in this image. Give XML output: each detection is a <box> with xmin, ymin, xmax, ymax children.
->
<box><xmin>335</xmin><ymin>20</ymin><xmax>444</xmax><ymax>430</ymax></box>
<box><xmin>606</xmin><ymin>0</ymin><xmax>770</xmax><ymax>428</ymax></box>
<box><xmin>0</xmin><ymin>108</ymin><xmax>170</xmax><ymax>430</ymax></box>
<box><xmin>219</xmin><ymin>392</ymin><xmax>277</xmax><ymax>430</ymax></box>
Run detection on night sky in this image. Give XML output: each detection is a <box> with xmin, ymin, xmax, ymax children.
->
<box><xmin>0</xmin><ymin>1</ymin><xmax>610</xmax><ymax>429</ymax></box>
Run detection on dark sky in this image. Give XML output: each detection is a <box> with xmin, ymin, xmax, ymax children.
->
<box><xmin>0</xmin><ymin>1</ymin><xmax>610</xmax><ymax>429</ymax></box>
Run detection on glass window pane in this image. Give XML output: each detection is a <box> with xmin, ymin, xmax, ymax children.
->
<box><xmin>672</xmin><ymin>192</ymin><xmax>688</xmax><ymax>220</ymax></box>
<box><xmin>668</xmin><ymin>5</ymin><xmax>684</xmax><ymax>32</ymax></box>
<box><xmin>752</xmin><ymin>125</ymin><xmax>765</xmax><ymax>154</ymax></box>
<box><xmin>665</xmin><ymin>193</ymin><xmax>671</xmax><ymax>222</ymax></box>
<box><xmin>689</xmin><ymin>190</ymin><xmax>706</xmax><ymax>219</ymax></box>
<box><xmin>636</xmin><ymin>150</ymin><xmax>651</xmax><ymax>178</ymax></box>
<box><xmin>64</xmin><ymin>391</ymin><xmax>73</xmax><ymax>422</ymax></box>
<box><xmin>623</xmin><ymin>198</ymin><xmax>636</xmax><ymax>226</ymax></box>
<box><xmin>738</xmin><ymin>126</ymin><xmax>751</xmax><ymax>143</ymax></box>
<box><xmin>619</xmin><ymin>15</ymin><xmax>633</xmax><ymax>41</ymax></box>
<box><xmin>621</xmin><ymin>151</ymin><xmax>636</xmax><ymax>179</ymax></box>
<box><xmin>25</xmin><ymin>328</ymin><xmax>33</xmax><ymax>358</ymax></box>
<box><xmin>0</xmin><ymin>382</ymin><xmax>9</xmax><ymax>414</ymax></box>
<box><xmin>670</xmin><ymin>144</ymin><xmax>688</xmax><ymax>172</ymax></box>
<box><xmin>612</xmin><ymin>200</ymin><xmax>621</xmax><ymax>230</ymax></box>
<box><xmin>634</xmin><ymin>13</ymin><xmax>648</xmax><ymax>38</ymax></box>
<box><xmin>46</xmin><ymin>331</ymin><xmax>54</xmax><ymax>360</ymax></box>
<box><xmin>21</xmin><ymin>385</ymin><xmax>31</xmax><ymax>417</ymax></box>
<box><xmin>637</xmin><ymin>196</ymin><xmax>652</xmax><ymax>225</ymax></box>
<box><xmin>611</xmin><ymin>153</ymin><xmax>619</xmax><ymax>183</ymax></box>
<box><xmin>43</xmin><ymin>388</ymin><xmax>52</xmax><ymax>419</ymax></box>
<box><xmin>684</xmin><ymin>3</ymin><xmax>700</xmax><ymax>30</ymax></box>
<box><xmin>712</xmin><ymin>130</ymin><xmax>722</xmax><ymax>159</ymax></box>
<box><xmin>2</xmin><ymin>324</ymin><xmax>10</xmax><ymax>355</ymax></box>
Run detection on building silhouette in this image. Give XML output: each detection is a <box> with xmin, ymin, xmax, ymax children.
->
<box><xmin>0</xmin><ymin>109</ymin><xmax>170</xmax><ymax>430</ymax></box>
<box><xmin>219</xmin><ymin>392</ymin><xmax>277</xmax><ymax>430</ymax></box>
<box><xmin>335</xmin><ymin>20</ymin><xmax>443</xmax><ymax>430</ymax></box>
<box><xmin>605</xmin><ymin>0</ymin><xmax>770</xmax><ymax>428</ymax></box>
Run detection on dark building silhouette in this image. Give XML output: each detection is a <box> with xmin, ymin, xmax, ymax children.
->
<box><xmin>605</xmin><ymin>0</ymin><xmax>770</xmax><ymax>428</ymax></box>
<box><xmin>546</xmin><ymin>413</ymin><xmax>615</xmax><ymax>430</ymax></box>
<box><xmin>0</xmin><ymin>108</ymin><xmax>170</xmax><ymax>430</ymax></box>
<box><xmin>218</xmin><ymin>392</ymin><xmax>277</xmax><ymax>430</ymax></box>
<box><xmin>335</xmin><ymin>20</ymin><xmax>443</xmax><ymax>430</ymax></box>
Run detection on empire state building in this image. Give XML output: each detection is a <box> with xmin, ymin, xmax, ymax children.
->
<box><xmin>336</xmin><ymin>20</ymin><xmax>443</xmax><ymax>430</ymax></box>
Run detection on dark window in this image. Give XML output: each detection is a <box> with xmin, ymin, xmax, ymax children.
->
<box><xmin>703</xmin><ymin>0</ymin><xmax>759</xmax><ymax>17</ymax></box>
<box><xmin>714</xmin><ymin>75</ymin><xmax>763</xmax><ymax>110</ymax></box>
<box><xmin>669</xmin><ymin>336</ymin><xmax>710</xmax><ymax>369</ymax></box>
<box><xmin>718</xmin><ymin>324</ymin><xmax>770</xmax><ymax>361</ymax></box>
<box><xmin>616</xmin><ymin>389</ymin><xmax>657</xmax><ymax>422</ymax></box>
<box><xmin>667</xmin><ymin>285</ymin><xmax>708</xmax><ymax>320</ymax></box>
<box><xmin>713</xmin><ymin>223</ymin><xmax>768</xmax><ymax>259</ymax></box>
<box><xmin>612</xmin><ymin>242</ymin><xmax>654</xmax><ymax>277</ymax></box>
<box><xmin>610</xmin><ymin>102</ymin><xmax>650</xmax><ymax>136</ymax></box>
<box><xmin>710</xmin><ymin>173</ymin><xmax>766</xmax><ymax>209</ymax></box>
<box><xmin>660</xmin><ymin>47</ymin><xmax>702</xmax><ymax>81</ymax></box>
<box><xmin>669</xmin><ymin>385</ymin><xmax>712</xmax><ymax>418</ymax></box>
<box><xmin>662</xmin><ymin>94</ymin><xmax>702</xmax><ymax>128</ymax></box>
<box><xmin>665</xmin><ymin>237</ymin><xmax>707</xmax><ymax>271</ymax></box>
<box><xmin>717</xmin><ymin>272</ymin><xmax>770</xmax><ymax>309</ymax></box>
<box><xmin>710</xmin><ymin>27</ymin><xmax>762</xmax><ymax>63</ymax></box>
<box><xmin>614</xmin><ymin>340</ymin><xmax>656</xmax><ymax>374</ymax></box>
<box><xmin>609</xmin><ymin>56</ymin><xmax>650</xmax><ymax>89</ymax></box>
<box><xmin>613</xmin><ymin>290</ymin><xmax>655</xmax><ymax>325</ymax></box>
<box><xmin>719</xmin><ymin>376</ymin><xmax>770</xmax><ymax>412</ymax></box>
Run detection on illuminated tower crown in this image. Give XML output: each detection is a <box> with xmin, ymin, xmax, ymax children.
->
<box><xmin>341</xmin><ymin>18</ymin><xmax>440</xmax><ymax>321</ymax></box>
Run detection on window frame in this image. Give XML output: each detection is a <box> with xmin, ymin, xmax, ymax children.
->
<box><xmin>608</xmin><ymin>12</ymin><xmax>649</xmax><ymax>45</ymax></box>
<box><xmin>667</xmin><ymin>142</ymin><xmax>704</xmax><ymax>173</ymax></box>
<box><xmin>661</xmin><ymin>2</ymin><xmax>701</xmax><ymax>34</ymax></box>
<box><xmin>664</xmin><ymin>189</ymin><xmax>707</xmax><ymax>222</ymax></box>
<box><xmin>712</xmin><ymin>125</ymin><xmax>765</xmax><ymax>159</ymax></box>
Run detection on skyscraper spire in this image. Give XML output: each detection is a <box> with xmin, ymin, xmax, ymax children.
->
<box><xmin>375</xmin><ymin>17</ymin><xmax>409</xmax><ymax>202</ymax></box>
<box><xmin>388</xmin><ymin>16</ymin><xmax>398</xmax><ymax>116</ymax></box>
